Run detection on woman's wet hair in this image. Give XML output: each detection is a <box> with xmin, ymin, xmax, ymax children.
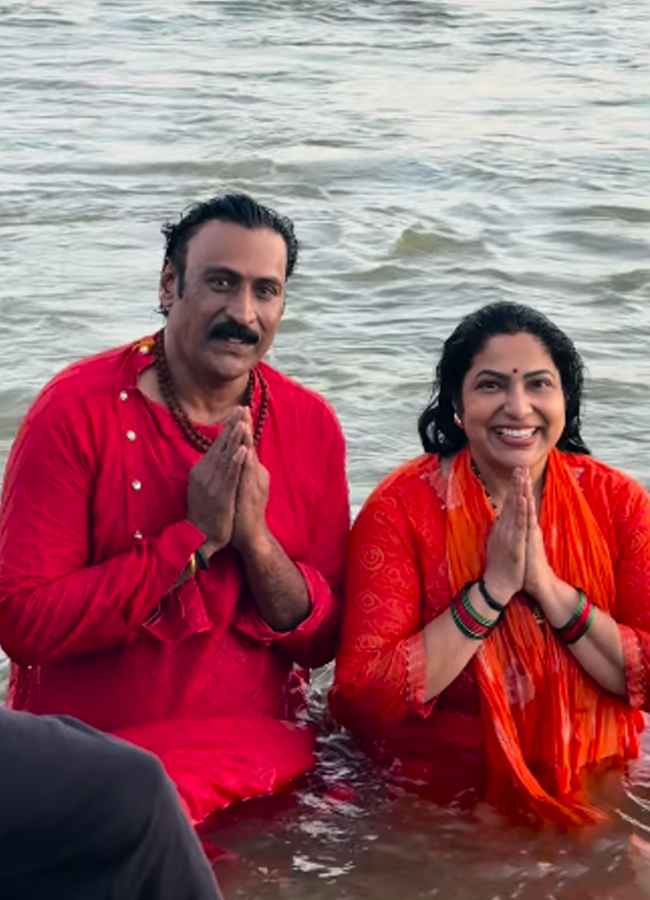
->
<box><xmin>418</xmin><ymin>301</ymin><xmax>590</xmax><ymax>457</ymax></box>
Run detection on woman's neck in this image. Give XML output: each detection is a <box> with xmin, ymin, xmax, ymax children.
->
<box><xmin>471</xmin><ymin>456</ymin><xmax>545</xmax><ymax>514</ymax></box>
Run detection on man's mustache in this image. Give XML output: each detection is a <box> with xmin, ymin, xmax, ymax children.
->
<box><xmin>207</xmin><ymin>322</ymin><xmax>260</xmax><ymax>345</ymax></box>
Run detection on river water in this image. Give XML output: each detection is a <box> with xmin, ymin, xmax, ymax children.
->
<box><xmin>2</xmin><ymin>1</ymin><xmax>650</xmax><ymax>897</ymax></box>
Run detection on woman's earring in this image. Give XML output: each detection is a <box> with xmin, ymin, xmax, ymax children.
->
<box><xmin>453</xmin><ymin>411</ymin><xmax>463</xmax><ymax>430</ymax></box>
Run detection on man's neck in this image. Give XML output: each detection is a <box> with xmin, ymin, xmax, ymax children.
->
<box><xmin>167</xmin><ymin>361</ymin><xmax>250</xmax><ymax>426</ymax></box>
<box><xmin>138</xmin><ymin>348</ymin><xmax>251</xmax><ymax>426</ymax></box>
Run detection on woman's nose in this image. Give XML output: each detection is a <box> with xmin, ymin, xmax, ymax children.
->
<box><xmin>504</xmin><ymin>384</ymin><xmax>532</xmax><ymax>418</ymax></box>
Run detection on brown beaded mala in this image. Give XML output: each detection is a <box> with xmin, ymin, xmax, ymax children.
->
<box><xmin>152</xmin><ymin>329</ymin><xmax>269</xmax><ymax>452</ymax></box>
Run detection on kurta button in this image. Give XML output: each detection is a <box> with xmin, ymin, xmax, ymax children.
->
<box><xmin>119</xmin><ymin>391</ymin><xmax>128</xmax><ymax>401</ymax></box>
<box><xmin>131</xmin><ymin>479</ymin><xmax>142</xmax><ymax>491</ymax></box>
<box><xmin>126</xmin><ymin>430</ymin><xmax>136</xmax><ymax>441</ymax></box>
<box><xmin>139</xmin><ymin>345</ymin><xmax>150</xmax><ymax>354</ymax></box>
<box><xmin>133</xmin><ymin>530</ymin><xmax>143</xmax><ymax>539</ymax></box>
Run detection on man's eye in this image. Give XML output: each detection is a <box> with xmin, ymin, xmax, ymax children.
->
<box><xmin>257</xmin><ymin>284</ymin><xmax>279</xmax><ymax>298</ymax></box>
<box><xmin>208</xmin><ymin>277</ymin><xmax>231</xmax><ymax>290</ymax></box>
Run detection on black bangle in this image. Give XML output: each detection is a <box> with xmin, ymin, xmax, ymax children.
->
<box><xmin>478</xmin><ymin>578</ymin><xmax>506</xmax><ymax>614</ymax></box>
<box><xmin>195</xmin><ymin>546</ymin><xmax>210</xmax><ymax>571</ymax></box>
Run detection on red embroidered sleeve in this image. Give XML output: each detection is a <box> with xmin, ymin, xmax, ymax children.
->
<box><xmin>0</xmin><ymin>394</ymin><xmax>204</xmax><ymax>665</ymax></box>
<box><xmin>334</xmin><ymin>484</ymin><xmax>436</xmax><ymax>727</ymax></box>
<box><xmin>612</xmin><ymin>477</ymin><xmax>650</xmax><ymax>710</ymax></box>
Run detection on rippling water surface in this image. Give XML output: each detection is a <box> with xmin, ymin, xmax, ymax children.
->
<box><xmin>2</xmin><ymin>1</ymin><xmax>650</xmax><ymax>896</ymax></box>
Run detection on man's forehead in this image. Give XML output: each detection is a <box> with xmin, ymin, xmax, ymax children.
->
<box><xmin>187</xmin><ymin>220</ymin><xmax>287</xmax><ymax>264</ymax></box>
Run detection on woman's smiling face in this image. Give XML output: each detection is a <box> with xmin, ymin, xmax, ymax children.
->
<box><xmin>459</xmin><ymin>331</ymin><xmax>566</xmax><ymax>482</ymax></box>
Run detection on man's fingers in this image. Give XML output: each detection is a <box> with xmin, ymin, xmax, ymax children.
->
<box><xmin>204</xmin><ymin>407</ymin><xmax>247</xmax><ymax>455</ymax></box>
<box><xmin>222</xmin><ymin>444</ymin><xmax>248</xmax><ymax>489</ymax></box>
<box><xmin>240</xmin><ymin>409</ymin><xmax>254</xmax><ymax>450</ymax></box>
<box><xmin>200</xmin><ymin>418</ymin><xmax>246</xmax><ymax>471</ymax></box>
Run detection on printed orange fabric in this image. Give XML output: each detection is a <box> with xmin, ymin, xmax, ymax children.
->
<box><xmin>332</xmin><ymin>448</ymin><xmax>650</xmax><ymax>826</ymax></box>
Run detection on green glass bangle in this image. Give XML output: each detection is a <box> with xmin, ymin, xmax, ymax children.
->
<box><xmin>451</xmin><ymin>600</ymin><xmax>485</xmax><ymax>640</ymax></box>
<box><xmin>564</xmin><ymin>604</ymin><xmax>596</xmax><ymax>645</ymax></box>
<box><xmin>461</xmin><ymin>588</ymin><xmax>495</xmax><ymax>630</ymax></box>
<box><xmin>557</xmin><ymin>590</ymin><xmax>587</xmax><ymax>633</ymax></box>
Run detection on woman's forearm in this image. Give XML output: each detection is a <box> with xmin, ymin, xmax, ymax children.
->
<box><xmin>422</xmin><ymin>583</ymin><xmax>500</xmax><ymax>702</ymax></box>
<box><xmin>535</xmin><ymin>579</ymin><xmax>626</xmax><ymax>697</ymax></box>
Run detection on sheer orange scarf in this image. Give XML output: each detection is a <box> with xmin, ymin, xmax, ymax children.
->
<box><xmin>445</xmin><ymin>447</ymin><xmax>642</xmax><ymax>827</ymax></box>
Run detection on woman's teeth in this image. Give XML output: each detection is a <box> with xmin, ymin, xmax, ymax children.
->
<box><xmin>494</xmin><ymin>427</ymin><xmax>537</xmax><ymax>438</ymax></box>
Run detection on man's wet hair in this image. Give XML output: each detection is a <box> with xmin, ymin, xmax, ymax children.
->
<box><xmin>161</xmin><ymin>193</ymin><xmax>299</xmax><ymax>296</ymax></box>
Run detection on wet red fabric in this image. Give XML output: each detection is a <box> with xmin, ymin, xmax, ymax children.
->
<box><xmin>331</xmin><ymin>450</ymin><xmax>650</xmax><ymax>824</ymax></box>
<box><xmin>0</xmin><ymin>337</ymin><xmax>349</xmax><ymax>822</ymax></box>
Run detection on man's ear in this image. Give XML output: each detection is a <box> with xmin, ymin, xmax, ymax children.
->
<box><xmin>159</xmin><ymin>261</ymin><xmax>178</xmax><ymax>314</ymax></box>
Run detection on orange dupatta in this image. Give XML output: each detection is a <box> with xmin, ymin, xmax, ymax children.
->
<box><xmin>445</xmin><ymin>447</ymin><xmax>643</xmax><ymax>827</ymax></box>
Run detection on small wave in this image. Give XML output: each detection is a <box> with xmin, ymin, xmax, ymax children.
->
<box><xmin>600</xmin><ymin>269</ymin><xmax>650</xmax><ymax>294</ymax></box>
<box><xmin>342</xmin><ymin>264</ymin><xmax>414</xmax><ymax>285</ymax></box>
<box><xmin>5</xmin><ymin>158</ymin><xmax>277</xmax><ymax>180</ymax></box>
<box><xmin>393</xmin><ymin>228</ymin><xmax>485</xmax><ymax>259</ymax></box>
<box><xmin>556</xmin><ymin>205</ymin><xmax>650</xmax><ymax>224</ymax></box>
<box><xmin>544</xmin><ymin>229</ymin><xmax>650</xmax><ymax>260</ymax></box>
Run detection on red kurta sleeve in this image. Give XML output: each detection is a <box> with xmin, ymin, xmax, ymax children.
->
<box><xmin>333</xmin><ymin>478</ymin><xmax>436</xmax><ymax>728</ymax></box>
<box><xmin>235</xmin><ymin>416</ymin><xmax>350</xmax><ymax>669</ymax></box>
<box><xmin>610</xmin><ymin>475</ymin><xmax>650</xmax><ymax>710</ymax></box>
<box><xmin>0</xmin><ymin>391</ymin><xmax>205</xmax><ymax>665</ymax></box>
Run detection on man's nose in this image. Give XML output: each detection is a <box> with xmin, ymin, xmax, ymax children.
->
<box><xmin>228</xmin><ymin>283</ymin><xmax>256</xmax><ymax>323</ymax></box>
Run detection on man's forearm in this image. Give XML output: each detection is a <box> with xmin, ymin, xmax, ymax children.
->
<box><xmin>0</xmin><ymin>520</ymin><xmax>205</xmax><ymax>666</ymax></box>
<box><xmin>238</xmin><ymin>531</ymin><xmax>311</xmax><ymax>632</ymax></box>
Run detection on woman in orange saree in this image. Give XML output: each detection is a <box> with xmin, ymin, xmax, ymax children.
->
<box><xmin>330</xmin><ymin>302</ymin><xmax>650</xmax><ymax>828</ymax></box>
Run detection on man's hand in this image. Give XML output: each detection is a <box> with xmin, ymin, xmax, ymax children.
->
<box><xmin>483</xmin><ymin>467</ymin><xmax>527</xmax><ymax>606</ymax></box>
<box><xmin>231</xmin><ymin>446</ymin><xmax>271</xmax><ymax>554</ymax></box>
<box><xmin>186</xmin><ymin>407</ymin><xmax>249</xmax><ymax>555</ymax></box>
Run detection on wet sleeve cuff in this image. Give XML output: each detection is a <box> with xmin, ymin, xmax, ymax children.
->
<box><xmin>406</xmin><ymin>631</ymin><xmax>436</xmax><ymax>718</ymax></box>
<box><xmin>620</xmin><ymin>623</ymin><xmax>646</xmax><ymax>709</ymax></box>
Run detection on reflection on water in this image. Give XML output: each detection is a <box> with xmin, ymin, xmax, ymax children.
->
<box><xmin>2</xmin><ymin>0</ymin><xmax>650</xmax><ymax>896</ymax></box>
<box><xmin>207</xmin><ymin>679</ymin><xmax>650</xmax><ymax>900</ymax></box>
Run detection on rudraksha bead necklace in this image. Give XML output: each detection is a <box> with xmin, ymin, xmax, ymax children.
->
<box><xmin>152</xmin><ymin>329</ymin><xmax>269</xmax><ymax>453</ymax></box>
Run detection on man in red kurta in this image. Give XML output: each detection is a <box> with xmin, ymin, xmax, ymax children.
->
<box><xmin>0</xmin><ymin>194</ymin><xmax>349</xmax><ymax>824</ymax></box>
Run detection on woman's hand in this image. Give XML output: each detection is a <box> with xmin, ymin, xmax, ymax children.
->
<box><xmin>522</xmin><ymin>469</ymin><xmax>558</xmax><ymax>602</ymax></box>
<box><xmin>484</xmin><ymin>467</ymin><xmax>527</xmax><ymax>605</ymax></box>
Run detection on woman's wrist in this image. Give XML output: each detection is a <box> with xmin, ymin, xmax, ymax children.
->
<box><xmin>533</xmin><ymin>577</ymin><xmax>579</xmax><ymax>626</ymax></box>
<box><xmin>481</xmin><ymin>573</ymin><xmax>516</xmax><ymax>609</ymax></box>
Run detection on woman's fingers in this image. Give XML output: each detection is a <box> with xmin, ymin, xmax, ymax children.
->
<box><xmin>521</xmin><ymin>469</ymin><xmax>539</xmax><ymax>535</ymax></box>
<box><xmin>515</xmin><ymin>485</ymin><xmax>527</xmax><ymax>534</ymax></box>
